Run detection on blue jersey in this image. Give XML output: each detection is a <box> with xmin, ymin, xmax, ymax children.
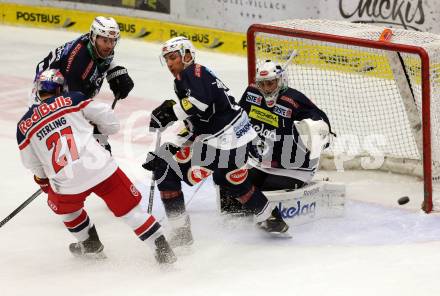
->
<box><xmin>173</xmin><ymin>63</ymin><xmax>256</xmax><ymax>149</ymax></box>
<box><xmin>239</xmin><ymin>85</ymin><xmax>331</xmax><ymax>179</ymax></box>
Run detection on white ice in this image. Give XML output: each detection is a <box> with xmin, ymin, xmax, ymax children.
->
<box><xmin>1</xmin><ymin>25</ymin><xmax>440</xmax><ymax>296</ymax></box>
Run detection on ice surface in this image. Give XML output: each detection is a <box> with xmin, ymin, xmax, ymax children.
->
<box><xmin>1</xmin><ymin>25</ymin><xmax>440</xmax><ymax>296</ymax></box>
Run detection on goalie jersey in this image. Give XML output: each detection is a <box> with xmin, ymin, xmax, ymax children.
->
<box><xmin>239</xmin><ymin>85</ymin><xmax>331</xmax><ymax>181</ymax></box>
<box><xmin>17</xmin><ymin>91</ymin><xmax>119</xmax><ymax>194</ymax></box>
<box><xmin>172</xmin><ymin>63</ymin><xmax>256</xmax><ymax>150</ymax></box>
<box><xmin>35</xmin><ymin>34</ymin><xmax>113</xmax><ymax>99</ymax></box>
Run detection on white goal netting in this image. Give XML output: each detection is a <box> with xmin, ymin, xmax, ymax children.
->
<box><xmin>249</xmin><ymin>19</ymin><xmax>440</xmax><ymax>211</ymax></box>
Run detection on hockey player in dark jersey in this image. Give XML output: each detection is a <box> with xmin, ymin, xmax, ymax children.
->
<box><xmin>34</xmin><ymin>16</ymin><xmax>134</xmax><ymax>152</ymax></box>
<box><xmin>34</xmin><ymin>16</ymin><xmax>133</xmax><ymax>101</ymax></box>
<box><xmin>219</xmin><ymin>60</ymin><xmax>332</xmax><ymax>213</ymax></box>
<box><xmin>142</xmin><ymin>37</ymin><xmax>290</xmax><ymax>246</ymax></box>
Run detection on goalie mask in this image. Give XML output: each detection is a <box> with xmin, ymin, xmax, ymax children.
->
<box><xmin>161</xmin><ymin>36</ymin><xmax>196</xmax><ymax>68</ymax></box>
<box><xmin>90</xmin><ymin>16</ymin><xmax>120</xmax><ymax>58</ymax></box>
<box><xmin>36</xmin><ymin>69</ymin><xmax>65</xmax><ymax>101</ymax></box>
<box><xmin>256</xmin><ymin>60</ymin><xmax>288</xmax><ymax>107</ymax></box>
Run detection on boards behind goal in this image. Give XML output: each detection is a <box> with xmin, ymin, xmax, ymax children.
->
<box><xmin>246</xmin><ymin>19</ymin><xmax>440</xmax><ymax>213</ymax></box>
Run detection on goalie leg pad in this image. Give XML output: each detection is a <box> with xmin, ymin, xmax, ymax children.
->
<box><xmin>264</xmin><ymin>181</ymin><xmax>345</xmax><ymax>226</ymax></box>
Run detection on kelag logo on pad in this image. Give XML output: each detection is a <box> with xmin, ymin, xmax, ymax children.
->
<box><xmin>278</xmin><ymin>201</ymin><xmax>316</xmax><ymax>219</ymax></box>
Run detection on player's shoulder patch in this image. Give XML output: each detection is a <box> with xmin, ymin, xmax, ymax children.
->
<box><xmin>273</xmin><ymin>104</ymin><xmax>292</xmax><ymax>118</ymax></box>
<box><xmin>279</xmin><ymin>94</ymin><xmax>300</xmax><ymax>109</ymax></box>
<box><xmin>245</xmin><ymin>90</ymin><xmax>263</xmax><ymax>106</ymax></box>
<box><xmin>194</xmin><ymin>63</ymin><xmax>202</xmax><ymax>78</ymax></box>
<box><xmin>65</xmin><ymin>42</ymin><xmax>83</xmax><ymax>73</ymax></box>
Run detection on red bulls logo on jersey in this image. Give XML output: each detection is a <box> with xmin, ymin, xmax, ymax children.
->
<box><xmin>188</xmin><ymin>166</ymin><xmax>212</xmax><ymax>185</ymax></box>
<box><xmin>226</xmin><ymin>167</ymin><xmax>248</xmax><ymax>185</ymax></box>
<box><xmin>175</xmin><ymin>146</ymin><xmax>192</xmax><ymax>163</ymax></box>
<box><xmin>19</xmin><ymin>96</ymin><xmax>73</xmax><ymax>135</ymax></box>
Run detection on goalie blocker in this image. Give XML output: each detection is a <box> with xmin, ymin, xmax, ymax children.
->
<box><xmin>217</xmin><ymin>181</ymin><xmax>345</xmax><ymax>226</ymax></box>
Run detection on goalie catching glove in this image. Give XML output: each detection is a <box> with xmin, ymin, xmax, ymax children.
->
<box><xmin>294</xmin><ymin>119</ymin><xmax>330</xmax><ymax>160</ymax></box>
<box><xmin>106</xmin><ymin>66</ymin><xmax>134</xmax><ymax>100</ymax></box>
<box><xmin>149</xmin><ymin>100</ymin><xmax>178</xmax><ymax>131</ymax></box>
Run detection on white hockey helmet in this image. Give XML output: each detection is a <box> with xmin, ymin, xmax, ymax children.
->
<box><xmin>256</xmin><ymin>60</ymin><xmax>288</xmax><ymax>107</ymax></box>
<box><xmin>161</xmin><ymin>36</ymin><xmax>196</xmax><ymax>66</ymax></box>
<box><xmin>90</xmin><ymin>16</ymin><xmax>120</xmax><ymax>47</ymax></box>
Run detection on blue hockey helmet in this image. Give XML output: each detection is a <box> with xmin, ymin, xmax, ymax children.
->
<box><xmin>36</xmin><ymin>69</ymin><xmax>64</xmax><ymax>99</ymax></box>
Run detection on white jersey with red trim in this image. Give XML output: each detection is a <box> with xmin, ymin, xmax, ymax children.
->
<box><xmin>17</xmin><ymin>91</ymin><xmax>119</xmax><ymax>194</ymax></box>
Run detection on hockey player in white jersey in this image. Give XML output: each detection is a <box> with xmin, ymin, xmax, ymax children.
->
<box><xmin>17</xmin><ymin>69</ymin><xmax>175</xmax><ymax>264</ymax></box>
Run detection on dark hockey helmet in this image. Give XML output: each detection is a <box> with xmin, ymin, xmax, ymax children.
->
<box><xmin>36</xmin><ymin>69</ymin><xmax>64</xmax><ymax>100</ymax></box>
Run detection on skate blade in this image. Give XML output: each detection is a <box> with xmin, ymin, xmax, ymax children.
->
<box><xmin>71</xmin><ymin>250</ymin><xmax>107</xmax><ymax>260</ymax></box>
<box><xmin>266</xmin><ymin>231</ymin><xmax>293</xmax><ymax>239</ymax></box>
<box><xmin>169</xmin><ymin>239</ymin><xmax>194</xmax><ymax>249</ymax></box>
<box><xmin>256</xmin><ymin>226</ymin><xmax>293</xmax><ymax>239</ymax></box>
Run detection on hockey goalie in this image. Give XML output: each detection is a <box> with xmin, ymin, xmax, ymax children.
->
<box><xmin>218</xmin><ymin>60</ymin><xmax>345</xmax><ymax>226</ymax></box>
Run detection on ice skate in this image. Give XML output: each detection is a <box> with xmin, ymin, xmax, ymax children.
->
<box><xmin>168</xmin><ymin>214</ymin><xmax>194</xmax><ymax>248</ymax></box>
<box><xmin>256</xmin><ymin>208</ymin><xmax>291</xmax><ymax>238</ymax></box>
<box><xmin>69</xmin><ymin>225</ymin><xmax>106</xmax><ymax>259</ymax></box>
<box><xmin>154</xmin><ymin>235</ymin><xmax>177</xmax><ymax>264</ymax></box>
<box><xmin>220</xmin><ymin>195</ymin><xmax>253</xmax><ymax>216</ymax></box>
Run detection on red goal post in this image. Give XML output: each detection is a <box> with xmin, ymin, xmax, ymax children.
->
<box><xmin>246</xmin><ymin>20</ymin><xmax>435</xmax><ymax>212</ymax></box>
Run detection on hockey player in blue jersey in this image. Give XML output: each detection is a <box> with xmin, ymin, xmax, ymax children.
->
<box><xmin>142</xmin><ymin>37</ymin><xmax>290</xmax><ymax>246</ymax></box>
<box><xmin>34</xmin><ymin>16</ymin><xmax>133</xmax><ymax>101</ymax></box>
<box><xmin>219</xmin><ymin>60</ymin><xmax>332</xmax><ymax>213</ymax></box>
<box><xmin>34</xmin><ymin>16</ymin><xmax>134</xmax><ymax>152</ymax></box>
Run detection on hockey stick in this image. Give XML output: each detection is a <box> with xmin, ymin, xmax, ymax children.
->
<box><xmin>147</xmin><ymin>129</ymin><xmax>162</xmax><ymax>214</ymax></box>
<box><xmin>111</xmin><ymin>97</ymin><xmax>119</xmax><ymax>109</ymax></box>
<box><xmin>0</xmin><ymin>188</ymin><xmax>43</xmax><ymax>229</ymax></box>
<box><xmin>158</xmin><ymin>177</ymin><xmax>208</xmax><ymax>223</ymax></box>
<box><xmin>281</xmin><ymin>49</ymin><xmax>298</xmax><ymax>70</ymax></box>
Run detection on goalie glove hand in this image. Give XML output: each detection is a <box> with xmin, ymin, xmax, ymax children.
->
<box><xmin>149</xmin><ymin>100</ymin><xmax>178</xmax><ymax>131</ymax></box>
<box><xmin>106</xmin><ymin>66</ymin><xmax>134</xmax><ymax>100</ymax></box>
<box><xmin>294</xmin><ymin>119</ymin><xmax>329</xmax><ymax>159</ymax></box>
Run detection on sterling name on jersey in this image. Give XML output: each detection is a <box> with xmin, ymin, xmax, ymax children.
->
<box><xmin>35</xmin><ymin>34</ymin><xmax>113</xmax><ymax>98</ymax></box>
<box><xmin>240</xmin><ymin>85</ymin><xmax>331</xmax><ymax>181</ymax></box>
<box><xmin>17</xmin><ymin>91</ymin><xmax>119</xmax><ymax>194</ymax></box>
<box><xmin>172</xmin><ymin>63</ymin><xmax>256</xmax><ymax>150</ymax></box>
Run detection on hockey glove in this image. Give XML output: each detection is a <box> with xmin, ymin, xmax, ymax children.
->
<box><xmin>142</xmin><ymin>143</ymin><xmax>180</xmax><ymax>172</ymax></box>
<box><xmin>34</xmin><ymin>175</ymin><xmax>51</xmax><ymax>193</ymax></box>
<box><xmin>294</xmin><ymin>119</ymin><xmax>329</xmax><ymax>159</ymax></box>
<box><xmin>106</xmin><ymin>66</ymin><xmax>134</xmax><ymax>100</ymax></box>
<box><xmin>149</xmin><ymin>100</ymin><xmax>178</xmax><ymax>131</ymax></box>
<box><xmin>92</xmin><ymin>125</ymin><xmax>112</xmax><ymax>154</ymax></box>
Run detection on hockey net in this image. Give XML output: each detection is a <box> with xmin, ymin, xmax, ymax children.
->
<box><xmin>246</xmin><ymin>19</ymin><xmax>440</xmax><ymax>213</ymax></box>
